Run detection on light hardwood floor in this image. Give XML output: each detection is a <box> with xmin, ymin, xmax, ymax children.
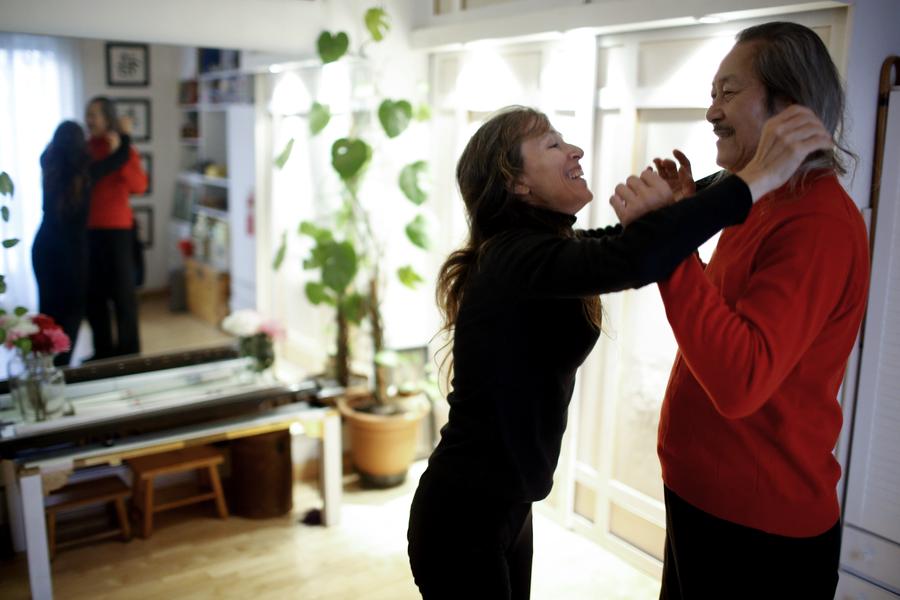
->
<box><xmin>0</xmin><ymin>297</ymin><xmax>661</xmax><ymax>598</ymax></box>
<box><xmin>0</xmin><ymin>461</ymin><xmax>660</xmax><ymax>599</ymax></box>
<box><xmin>138</xmin><ymin>293</ymin><xmax>234</xmax><ymax>355</ymax></box>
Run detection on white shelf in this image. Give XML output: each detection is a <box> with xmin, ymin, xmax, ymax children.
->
<box><xmin>178</xmin><ymin>172</ymin><xmax>229</xmax><ymax>188</ymax></box>
<box><xmin>193</xmin><ymin>205</ymin><xmax>229</xmax><ymax>221</ymax></box>
<box><xmin>198</xmin><ymin>68</ymin><xmax>250</xmax><ymax>81</ymax></box>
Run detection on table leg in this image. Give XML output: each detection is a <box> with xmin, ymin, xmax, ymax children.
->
<box><xmin>1</xmin><ymin>459</ymin><xmax>25</xmax><ymax>552</ymax></box>
<box><xmin>21</xmin><ymin>471</ymin><xmax>53</xmax><ymax>599</ymax></box>
<box><xmin>320</xmin><ymin>411</ymin><xmax>342</xmax><ymax>526</ymax></box>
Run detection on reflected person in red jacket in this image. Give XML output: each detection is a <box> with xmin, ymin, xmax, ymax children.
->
<box><xmin>85</xmin><ymin>96</ymin><xmax>147</xmax><ymax>359</ymax></box>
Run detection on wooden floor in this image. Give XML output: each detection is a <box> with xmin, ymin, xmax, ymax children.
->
<box><xmin>138</xmin><ymin>293</ymin><xmax>234</xmax><ymax>355</ymax></box>
<box><xmin>0</xmin><ymin>297</ymin><xmax>661</xmax><ymax>598</ymax></box>
<box><xmin>0</xmin><ymin>462</ymin><xmax>660</xmax><ymax>599</ymax></box>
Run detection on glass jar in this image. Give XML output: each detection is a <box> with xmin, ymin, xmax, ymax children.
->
<box><xmin>238</xmin><ymin>333</ymin><xmax>274</xmax><ymax>373</ymax></box>
<box><xmin>8</xmin><ymin>354</ymin><xmax>68</xmax><ymax>422</ymax></box>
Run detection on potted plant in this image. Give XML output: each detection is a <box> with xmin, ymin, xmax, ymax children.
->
<box><xmin>272</xmin><ymin>7</ymin><xmax>431</xmax><ymax>487</ymax></box>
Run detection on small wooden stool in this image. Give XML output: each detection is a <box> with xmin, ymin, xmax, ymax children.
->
<box><xmin>44</xmin><ymin>476</ymin><xmax>131</xmax><ymax>559</ymax></box>
<box><xmin>127</xmin><ymin>445</ymin><xmax>228</xmax><ymax>538</ymax></box>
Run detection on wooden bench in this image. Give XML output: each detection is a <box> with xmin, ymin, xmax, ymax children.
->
<box><xmin>44</xmin><ymin>475</ymin><xmax>131</xmax><ymax>559</ymax></box>
<box><xmin>127</xmin><ymin>445</ymin><xmax>228</xmax><ymax>538</ymax></box>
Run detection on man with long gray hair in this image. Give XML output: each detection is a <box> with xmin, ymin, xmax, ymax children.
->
<box><xmin>643</xmin><ymin>21</ymin><xmax>869</xmax><ymax>598</ymax></box>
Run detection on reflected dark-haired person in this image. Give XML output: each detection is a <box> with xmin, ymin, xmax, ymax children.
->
<box><xmin>33</xmin><ymin>120</ymin><xmax>132</xmax><ymax>366</ymax></box>
<box><xmin>84</xmin><ymin>96</ymin><xmax>147</xmax><ymax>360</ymax></box>
<box><xmin>406</xmin><ymin>103</ymin><xmax>831</xmax><ymax>599</ymax></box>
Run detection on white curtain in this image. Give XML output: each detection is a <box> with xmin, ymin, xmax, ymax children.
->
<box><xmin>0</xmin><ymin>33</ymin><xmax>84</xmax><ymax>311</ymax></box>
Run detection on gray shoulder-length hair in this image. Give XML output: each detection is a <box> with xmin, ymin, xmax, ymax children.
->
<box><xmin>736</xmin><ymin>21</ymin><xmax>856</xmax><ymax>188</ymax></box>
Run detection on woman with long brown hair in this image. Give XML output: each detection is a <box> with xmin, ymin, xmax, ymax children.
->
<box><xmin>33</xmin><ymin>120</ymin><xmax>132</xmax><ymax>365</ymax></box>
<box><xmin>406</xmin><ymin>105</ymin><xmax>832</xmax><ymax>599</ymax></box>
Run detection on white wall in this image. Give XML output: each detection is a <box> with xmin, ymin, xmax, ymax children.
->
<box><xmin>410</xmin><ymin>0</ymin><xmax>849</xmax><ymax>47</ymax></box>
<box><xmin>842</xmin><ymin>0</ymin><xmax>900</xmax><ymax>210</ymax></box>
<box><xmin>78</xmin><ymin>39</ymin><xmax>181</xmax><ymax>290</ymax></box>
<box><xmin>0</xmin><ymin>0</ymin><xmax>415</xmax><ymax>56</ymax></box>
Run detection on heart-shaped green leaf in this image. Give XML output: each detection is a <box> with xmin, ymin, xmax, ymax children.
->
<box><xmin>1</xmin><ymin>206</ymin><xmax>9</xmax><ymax>222</ymax></box>
<box><xmin>14</xmin><ymin>306</ymin><xmax>27</xmax><ymax>316</ymax></box>
<box><xmin>364</xmin><ymin>7</ymin><xmax>390</xmax><ymax>42</ymax></box>
<box><xmin>399</xmin><ymin>161</ymin><xmax>428</xmax><ymax>205</ymax></box>
<box><xmin>2</xmin><ymin>239</ymin><xmax>19</xmax><ymax>249</ymax></box>
<box><xmin>397</xmin><ymin>265</ymin><xmax>424</xmax><ymax>289</ymax></box>
<box><xmin>414</xmin><ymin>103</ymin><xmax>432</xmax><ymax>122</ymax></box>
<box><xmin>378</xmin><ymin>99</ymin><xmax>413</xmax><ymax>138</ymax></box>
<box><xmin>305</xmin><ymin>281</ymin><xmax>336</xmax><ymax>306</ymax></box>
<box><xmin>309</xmin><ymin>102</ymin><xmax>331</xmax><ymax>135</ymax></box>
<box><xmin>331</xmin><ymin>138</ymin><xmax>371</xmax><ymax>182</ymax></box>
<box><xmin>405</xmin><ymin>215</ymin><xmax>430</xmax><ymax>250</ymax></box>
<box><xmin>317</xmin><ymin>31</ymin><xmax>349</xmax><ymax>64</ymax></box>
<box><xmin>0</xmin><ymin>172</ymin><xmax>13</xmax><ymax>197</ymax></box>
<box><xmin>298</xmin><ymin>221</ymin><xmax>333</xmax><ymax>244</ymax></box>
<box><xmin>274</xmin><ymin>138</ymin><xmax>294</xmax><ymax>170</ymax></box>
<box><xmin>322</xmin><ymin>240</ymin><xmax>358</xmax><ymax>294</ymax></box>
<box><xmin>340</xmin><ymin>292</ymin><xmax>366</xmax><ymax>324</ymax></box>
<box><xmin>0</xmin><ymin>275</ymin><xmax>6</xmax><ymax>295</ymax></box>
<box><xmin>272</xmin><ymin>231</ymin><xmax>287</xmax><ymax>270</ymax></box>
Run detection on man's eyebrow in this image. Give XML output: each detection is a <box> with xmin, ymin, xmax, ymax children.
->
<box><xmin>712</xmin><ymin>74</ymin><xmax>740</xmax><ymax>86</ymax></box>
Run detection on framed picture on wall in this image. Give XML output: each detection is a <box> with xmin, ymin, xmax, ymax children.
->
<box><xmin>112</xmin><ymin>98</ymin><xmax>151</xmax><ymax>142</ymax></box>
<box><xmin>138</xmin><ymin>152</ymin><xmax>152</xmax><ymax>195</ymax></box>
<box><xmin>133</xmin><ymin>205</ymin><xmax>154</xmax><ymax>249</ymax></box>
<box><xmin>106</xmin><ymin>42</ymin><xmax>149</xmax><ymax>87</ymax></box>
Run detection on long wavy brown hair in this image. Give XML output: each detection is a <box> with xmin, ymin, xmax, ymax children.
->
<box><xmin>435</xmin><ymin>106</ymin><xmax>602</xmax><ymax>382</ymax></box>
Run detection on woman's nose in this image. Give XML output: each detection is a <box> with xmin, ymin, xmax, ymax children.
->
<box><xmin>569</xmin><ymin>144</ymin><xmax>584</xmax><ymax>159</ymax></box>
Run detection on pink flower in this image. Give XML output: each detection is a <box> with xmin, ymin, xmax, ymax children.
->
<box><xmin>259</xmin><ymin>320</ymin><xmax>285</xmax><ymax>340</ymax></box>
<box><xmin>46</xmin><ymin>327</ymin><xmax>71</xmax><ymax>354</ymax></box>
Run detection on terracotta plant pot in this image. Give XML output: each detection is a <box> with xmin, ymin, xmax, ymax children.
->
<box><xmin>337</xmin><ymin>393</ymin><xmax>429</xmax><ymax>488</ymax></box>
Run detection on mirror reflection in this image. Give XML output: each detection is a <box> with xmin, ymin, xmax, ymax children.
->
<box><xmin>2</xmin><ymin>37</ymin><xmax>258</xmax><ymax>366</ymax></box>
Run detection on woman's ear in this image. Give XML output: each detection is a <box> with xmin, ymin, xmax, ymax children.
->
<box><xmin>512</xmin><ymin>181</ymin><xmax>530</xmax><ymax>196</ymax></box>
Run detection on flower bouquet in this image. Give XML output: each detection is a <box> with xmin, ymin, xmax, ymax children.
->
<box><xmin>1</xmin><ymin>310</ymin><xmax>71</xmax><ymax>422</ymax></box>
<box><xmin>221</xmin><ymin>310</ymin><xmax>282</xmax><ymax>373</ymax></box>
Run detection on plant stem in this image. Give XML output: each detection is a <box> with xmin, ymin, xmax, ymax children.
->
<box><xmin>336</xmin><ymin>299</ymin><xmax>350</xmax><ymax>387</ymax></box>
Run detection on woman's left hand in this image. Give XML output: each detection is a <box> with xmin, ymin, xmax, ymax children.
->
<box><xmin>610</xmin><ymin>168</ymin><xmax>674</xmax><ymax>227</ymax></box>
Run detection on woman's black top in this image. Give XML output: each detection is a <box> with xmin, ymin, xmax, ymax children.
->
<box><xmin>38</xmin><ymin>135</ymin><xmax>132</xmax><ymax>238</ymax></box>
<box><xmin>428</xmin><ymin>175</ymin><xmax>752</xmax><ymax>503</ymax></box>
<box><xmin>33</xmin><ymin>135</ymin><xmax>132</xmax><ymax>296</ymax></box>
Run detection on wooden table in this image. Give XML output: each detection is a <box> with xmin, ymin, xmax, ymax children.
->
<box><xmin>0</xmin><ymin>357</ymin><xmax>342</xmax><ymax>600</ymax></box>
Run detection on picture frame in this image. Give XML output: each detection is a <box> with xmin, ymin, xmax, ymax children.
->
<box><xmin>112</xmin><ymin>98</ymin><xmax>151</xmax><ymax>142</ymax></box>
<box><xmin>133</xmin><ymin>205</ymin><xmax>154</xmax><ymax>249</ymax></box>
<box><xmin>138</xmin><ymin>152</ymin><xmax>153</xmax><ymax>196</ymax></box>
<box><xmin>106</xmin><ymin>42</ymin><xmax>149</xmax><ymax>87</ymax></box>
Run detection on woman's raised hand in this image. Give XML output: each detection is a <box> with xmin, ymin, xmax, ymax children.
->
<box><xmin>106</xmin><ymin>131</ymin><xmax>121</xmax><ymax>152</ymax></box>
<box><xmin>736</xmin><ymin>105</ymin><xmax>833</xmax><ymax>202</ymax></box>
<box><xmin>652</xmin><ymin>149</ymin><xmax>695</xmax><ymax>201</ymax></box>
<box><xmin>610</xmin><ymin>167</ymin><xmax>675</xmax><ymax>227</ymax></box>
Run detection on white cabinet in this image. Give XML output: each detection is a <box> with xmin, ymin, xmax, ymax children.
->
<box><xmin>841</xmin><ymin>88</ymin><xmax>900</xmax><ymax>598</ymax></box>
<box><xmin>226</xmin><ymin>105</ymin><xmax>256</xmax><ymax>311</ymax></box>
<box><xmin>176</xmin><ymin>69</ymin><xmax>257</xmax><ymax>315</ymax></box>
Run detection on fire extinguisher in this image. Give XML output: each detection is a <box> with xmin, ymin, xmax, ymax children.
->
<box><xmin>246</xmin><ymin>192</ymin><xmax>255</xmax><ymax>236</ymax></box>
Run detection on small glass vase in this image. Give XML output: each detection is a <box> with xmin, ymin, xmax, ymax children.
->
<box><xmin>238</xmin><ymin>333</ymin><xmax>274</xmax><ymax>373</ymax></box>
<box><xmin>8</xmin><ymin>354</ymin><xmax>68</xmax><ymax>422</ymax></box>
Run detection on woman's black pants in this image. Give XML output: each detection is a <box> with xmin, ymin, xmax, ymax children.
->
<box><xmin>86</xmin><ymin>229</ymin><xmax>140</xmax><ymax>359</ymax></box>
<box><xmin>408</xmin><ymin>466</ymin><xmax>534</xmax><ymax>599</ymax></box>
<box><xmin>660</xmin><ymin>486</ymin><xmax>841</xmax><ymax>600</ymax></box>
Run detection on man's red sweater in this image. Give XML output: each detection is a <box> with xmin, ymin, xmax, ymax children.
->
<box><xmin>87</xmin><ymin>136</ymin><xmax>147</xmax><ymax>229</ymax></box>
<box><xmin>657</xmin><ymin>173</ymin><xmax>869</xmax><ymax>537</ymax></box>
